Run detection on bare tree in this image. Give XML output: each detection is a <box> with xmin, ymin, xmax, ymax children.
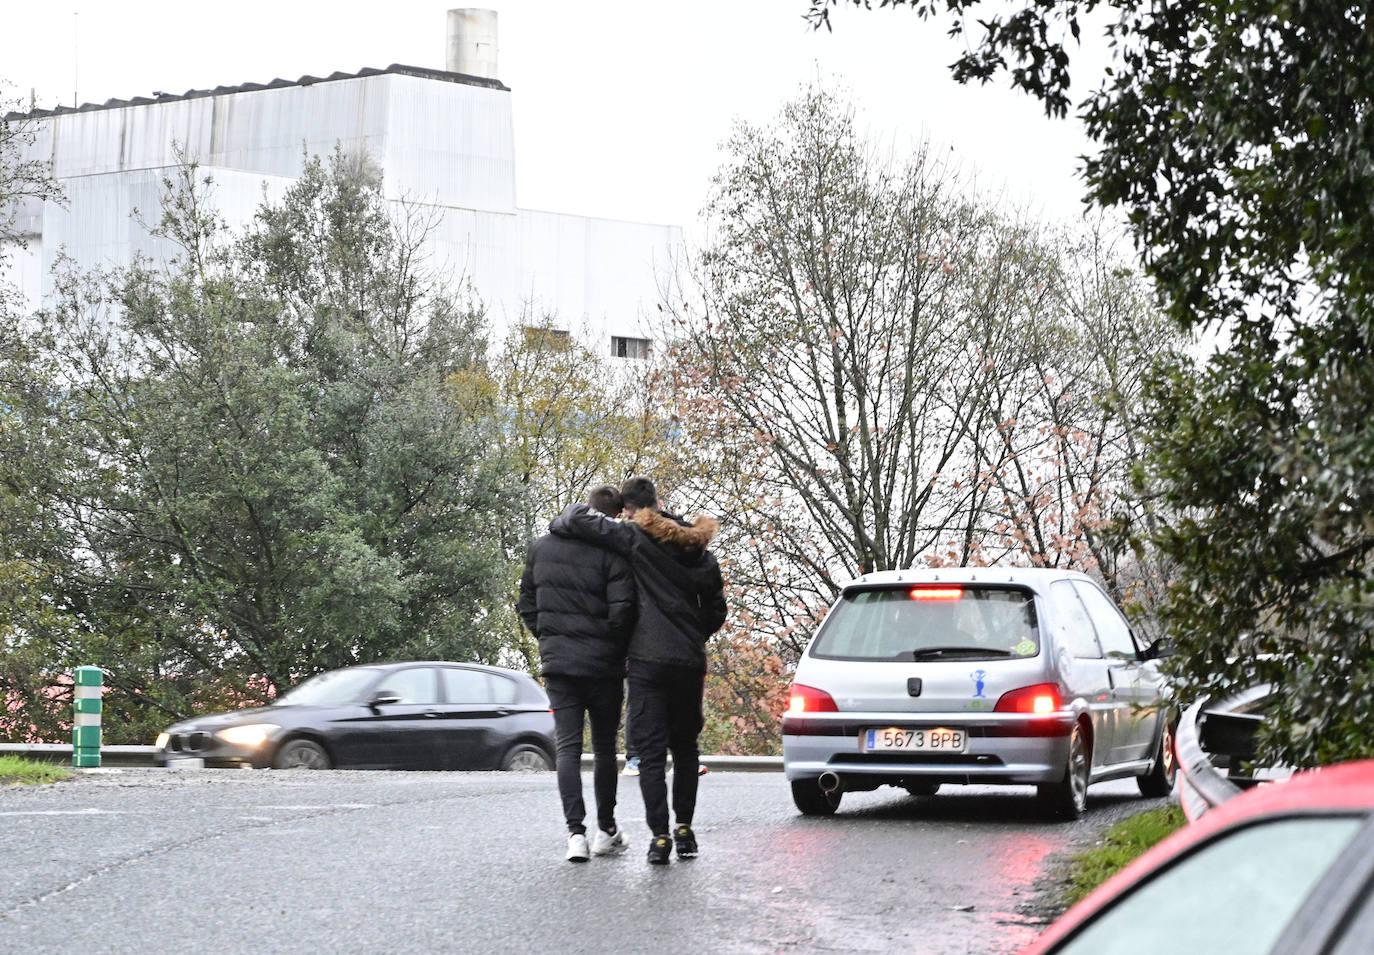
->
<box><xmin>663</xmin><ymin>88</ymin><xmax>1181</xmax><ymax>751</ymax></box>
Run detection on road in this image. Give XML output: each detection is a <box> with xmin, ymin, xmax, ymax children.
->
<box><xmin>0</xmin><ymin>769</ymin><xmax>1163</xmax><ymax>954</ymax></box>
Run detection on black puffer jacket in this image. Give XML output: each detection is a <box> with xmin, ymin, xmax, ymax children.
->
<box><xmin>516</xmin><ymin>519</ymin><xmax>635</xmax><ymax>680</ymax></box>
<box><xmin>555</xmin><ymin>504</ymin><xmax>728</xmax><ymax>672</ymax></box>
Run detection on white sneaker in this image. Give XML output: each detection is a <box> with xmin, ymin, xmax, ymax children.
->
<box><xmin>566</xmin><ymin>832</ymin><xmax>590</xmax><ymax>862</ymax></box>
<box><xmin>623</xmin><ymin>756</ymin><xmax>641</xmax><ymax>777</ymax></box>
<box><xmin>591</xmin><ymin>827</ymin><xmax>629</xmax><ymax>856</ymax></box>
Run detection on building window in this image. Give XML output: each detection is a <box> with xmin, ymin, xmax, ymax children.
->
<box><xmin>611</xmin><ymin>336</ymin><xmax>651</xmax><ymax>360</ymax></box>
<box><xmin>523</xmin><ymin>326</ymin><xmax>571</xmax><ymax>351</ymax></box>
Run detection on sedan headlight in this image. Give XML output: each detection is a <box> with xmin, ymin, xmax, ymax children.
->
<box><xmin>154</xmin><ymin>732</ymin><xmax>169</xmax><ymax>750</ymax></box>
<box><xmin>215</xmin><ymin>723</ymin><xmax>279</xmax><ymax>748</ymax></box>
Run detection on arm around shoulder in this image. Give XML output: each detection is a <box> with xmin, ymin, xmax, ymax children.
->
<box><xmin>554</xmin><ymin>503</ymin><xmax>636</xmax><ymax>555</ymax></box>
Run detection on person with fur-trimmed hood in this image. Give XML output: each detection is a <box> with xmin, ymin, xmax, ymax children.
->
<box><xmin>556</xmin><ymin>476</ymin><xmax>728</xmax><ymax>865</ymax></box>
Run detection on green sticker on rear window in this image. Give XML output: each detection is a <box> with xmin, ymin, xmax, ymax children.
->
<box><xmin>1013</xmin><ymin>639</ymin><xmax>1037</xmax><ymax>656</ymax></box>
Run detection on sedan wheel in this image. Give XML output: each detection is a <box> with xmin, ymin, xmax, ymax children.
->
<box><xmin>502</xmin><ymin>744</ymin><xmax>553</xmax><ymax>772</ymax></box>
<box><xmin>272</xmin><ymin>739</ymin><xmax>331</xmax><ymax>770</ymax></box>
<box><xmin>1038</xmin><ymin>722</ymin><xmax>1090</xmax><ymax>819</ymax></box>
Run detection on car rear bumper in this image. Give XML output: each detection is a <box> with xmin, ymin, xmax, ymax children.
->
<box><xmin>782</xmin><ymin>712</ymin><xmax>1074</xmax><ymax>785</ymax></box>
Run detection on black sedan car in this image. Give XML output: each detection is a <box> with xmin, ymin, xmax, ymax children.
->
<box><xmin>154</xmin><ymin>662</ymin><xmax>555</xmax><ymax>771</ymax></box>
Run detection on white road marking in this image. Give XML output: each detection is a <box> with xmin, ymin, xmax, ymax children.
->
<box><xmin>253</xmin><ymin>803</ymin><xmax>376</xmax><ymax>810</ymax></box>
<box><xmin>0</xmin><ymin>808</ymin><xmax>131</xmax><ymax>816</ymax></box>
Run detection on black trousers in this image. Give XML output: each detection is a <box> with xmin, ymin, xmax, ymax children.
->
<box><xmin>627</xmin><ymin>660</ymin><xmax>705</xmax><ymax>836</ymax></box>
<box><xmin>545</xmin><ymin>675</ymin><xmax>623</xmax><ymax>835</ymax></box>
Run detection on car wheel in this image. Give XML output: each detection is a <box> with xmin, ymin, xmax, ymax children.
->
<box><xmin>904</xmin><ymin>781</ymin><xmax>940</xmax><ymax>797</ymax></box>
<box><xmin>791</xmin><ymin>779</ymin><xmax>842</xmax><ymax>816</ymax></box>
<box><xmin>1038</xmin><ymin>721</ymin><xmax>1090</xmax><ymax>819</ymax></box>
<box><xmin>1137</xmin><ymin>717</ymin><xmax>1178</xmax><ymax>798</ymax></box>
<box><xmin>272</xmin><ymin>739</ymin><xmax>331</xmax><ymax>770</ymax></box>
<box><xmin>502</xmin><ymin>744</ymin><xmax>553</xmax><ymax>772</ymax></box>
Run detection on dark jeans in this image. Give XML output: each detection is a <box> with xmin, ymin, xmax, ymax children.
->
<box><xmin>627</xmin><ymin>660</ymin><xmax>705</xmax><ymax>836</ymax></box>
<box><xmin>545</xmin><ymin>675</ymin><xmax>623</xmax><ymax>835</ymax></box>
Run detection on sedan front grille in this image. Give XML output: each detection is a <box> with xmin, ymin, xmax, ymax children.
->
<box><xmin>169</xmin><ymin>731</ymin><xmax>212</xmax><ymax>752</ymax></box>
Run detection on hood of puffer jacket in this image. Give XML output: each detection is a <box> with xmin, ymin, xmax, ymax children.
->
<box><xmin>630</xmin><ymin>508</ymin><xmax>719</xmax><ymax>554</ymax></box>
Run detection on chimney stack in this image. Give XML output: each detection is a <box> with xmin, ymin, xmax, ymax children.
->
<box><xmin>446</xmin><ymin>9</ymin><xmax>499</xmax><ymax>79</ymax></box>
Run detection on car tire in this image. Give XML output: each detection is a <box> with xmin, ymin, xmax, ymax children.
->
<box><xmin>502</xmin><ymin>744</ymin><xmax>553</xmax><ymax>772</ymax></box>
<box><xmin>1038</xmin><ymin>721</ymin><xmax>1090</xmax><ymax>820</ymax></box>
<box><xmin>272</xmin><ymin>739</ymin><xmax>331</xmax><ymax>770</ymax></box>
<box><xmin>904</xmin><ymin>781</ymin><xmax>940</xmax><ymax>797</ymax></box>
<box><xmin>1137</xmin><ymin>716</ymin><xmax>1178</xmax><ymax>798</ymax></box>
<box><xmin>791</xmin><ymin>779</ymin><xmax>842</xmax><ymax>816</ymax></box>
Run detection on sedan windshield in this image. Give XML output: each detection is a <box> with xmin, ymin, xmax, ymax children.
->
<box><xmin>811</xmin><ymin>586</ymin><xmax>1039</xmax><ymax>661</ymax></box>
<box><xmin>275</xmin><ymin>667</ymin><xmax>380</xmax><ymax>706</ymax></box>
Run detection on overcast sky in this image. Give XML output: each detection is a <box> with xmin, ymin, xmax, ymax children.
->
<box><xmin>1</xmin><ymin>0</ymin><xmax>1105</xmax><ymax>231</ymax></box>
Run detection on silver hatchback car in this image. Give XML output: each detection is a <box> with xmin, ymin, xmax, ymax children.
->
<box><xmin>782</xmin><ymin>568</ymin><xmax>1175</xmax><ymax>818</ymax></box>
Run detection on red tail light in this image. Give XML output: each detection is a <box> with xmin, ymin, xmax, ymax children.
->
<box><xmin>909</xmin><ymin>586</ymin><xmax>963</xmax><ymax>601</ymax></box>
<box><xmin>994</xmin><ymin>683</ymin><xmax>1062</xmax><ymax>714</ymax></box>
<box><xmin>788</xmin><ymin>683</ymin><xmax>839</xmax><ymax>714</ymax></box>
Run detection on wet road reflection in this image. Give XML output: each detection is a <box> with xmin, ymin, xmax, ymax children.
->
<box><xmin>0</xmin><ymin>769</ymin><xmax>1164</xmax><ymax>954</ymax></box>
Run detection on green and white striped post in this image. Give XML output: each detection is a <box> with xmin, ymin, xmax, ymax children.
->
<box><xmin>72</xmin><ymin>666</ymin><xmax>102</xmax><ymax>768</ymax></box>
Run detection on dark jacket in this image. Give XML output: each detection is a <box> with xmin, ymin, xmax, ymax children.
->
<box><xmin>516</xmin><ymin>516</ymin><xmax>635</xmax><ymax>680</ymax></box>
<box><xmin>555</xmin><ymin>504</ymin><xmax>728</xmax><ymax>672</ymax></box>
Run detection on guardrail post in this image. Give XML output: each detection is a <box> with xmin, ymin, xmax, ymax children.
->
<box><xmin>72</xmin><ymin>666</ymin><xmax>102</xmax><ymax>768</ymax></box>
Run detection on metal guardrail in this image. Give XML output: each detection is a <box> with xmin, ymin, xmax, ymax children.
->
<box><xmin>1176</xmin><ymin>683</ymin><xmax>1282</xmax><ymax>821</ymax></box>
<box><xmin>1175</xmin><ymin>698</ymin><xmax>1243</xmax><ymax>820</ymax></box>
<box><xmin>0</xmin><ymin>742</ymin><xmax>782</xmax><ymax>772</ymax></box>
<box><xmin>0</xmin><ymin>742</ymin><xmax>158</xmax><ymax>767</ymax></box>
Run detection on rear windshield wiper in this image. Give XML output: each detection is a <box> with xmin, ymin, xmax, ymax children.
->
<box><xmin>907</xmin><ymin>646</ymin><xmax>1015</xmax><ymax>659</ymax></box>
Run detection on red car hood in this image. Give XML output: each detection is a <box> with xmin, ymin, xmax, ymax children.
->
<box><xmin>1022</xmin><ymin>760</ymin><xmax>1374</xmax><ymax>954</ymax></box>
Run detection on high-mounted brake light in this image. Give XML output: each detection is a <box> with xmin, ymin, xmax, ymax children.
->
<box><xmin>909</xmin><ymin>587</ymin><xmax>964</xmax><ymax>601</ymax></box>
<box><xmin>994</xmin><ymin>683</ymin><xmax>1062</xmax><ymax>714</ymax></box>
<box><xmin>788</xmin><ymin>683</ymin><xmax>839</xmax><ymax>714</ymax></box>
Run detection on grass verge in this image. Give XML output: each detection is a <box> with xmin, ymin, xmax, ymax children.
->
<box><xmin>0</xmin><ymin>755</ymin><xmax>73</xmax><ymax>786</ymax></box>
<box><xmin>1062</xmin><ymin>805</ymin><xmax>1186</xmax><ymax>907</ymax></box>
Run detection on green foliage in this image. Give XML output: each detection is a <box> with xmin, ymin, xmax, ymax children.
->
<box><xmin>1062</xmin><ymin>805</ymin><xmax>1185</xmax><ymax>907</ymax></box>
<box><xmin>0</xmin><ymin>756</ymin><xmax>70</xmax><ymax>786</ymax></box>
<box><xmin>811</xmin><ymin>0</ymin><xmax>1374</xmax><ymax>767</ymax></box>
<box><xmin>3</xmin><ymin>151</ymin><xmax>517</xmax><ymax>735</ymax></box>
<box><xmin>492</xmin><ymin>318</ymin><xmax>685</xmax><ymax>673</ymax></box>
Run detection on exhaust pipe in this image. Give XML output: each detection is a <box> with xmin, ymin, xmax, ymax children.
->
<box><xmin>818</xmin><ymin>771</ymin><xmax>842</xmax><ymax>795</ymax></box>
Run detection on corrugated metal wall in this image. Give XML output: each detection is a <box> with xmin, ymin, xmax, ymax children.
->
<box><xmin>13</xmin><ymin>72</ymin><xmax>681</xmax><ymax>351</ymax></box>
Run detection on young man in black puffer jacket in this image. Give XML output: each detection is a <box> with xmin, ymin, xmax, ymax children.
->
<box><xmin>518</xmin><ymin>485</ymin><xmax>636</xmax><ymax>862</ymax></box>
<box><xmin>555</xmin><ymin>476</ymin><xmax>728</xmax><ymax>865</ymax></box>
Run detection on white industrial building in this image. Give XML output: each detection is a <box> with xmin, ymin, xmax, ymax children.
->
<box><xmin>1</xmin><ymin>9</ymin><xmax>677</xmax><ymax>359</ymax></box>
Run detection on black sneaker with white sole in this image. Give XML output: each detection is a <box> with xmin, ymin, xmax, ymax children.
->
<box><xmin>673</xmin><ymin>825</ymin><xmax>698</xmax><ymax>859</ymax></box>
<box><xmin>647</xmin><ymin>834</ymin><xmax>673</xmax><ymax>865</ymax></box>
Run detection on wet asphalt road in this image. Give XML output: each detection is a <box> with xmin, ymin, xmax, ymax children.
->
<box><xmin>0</xmin><ymin>769</ymin><xmax>1163</xmax><ymax>954</ymax></box>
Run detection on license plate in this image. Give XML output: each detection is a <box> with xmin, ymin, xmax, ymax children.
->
<box><xmin>862</xmin><ymin>727</ymin><xmax>967</xmax><ymax>753</ymax></box>
<box><xmin>164</xmin><ymin>757</ymin><xmax>205</xmax><ymax>770</ymax></box>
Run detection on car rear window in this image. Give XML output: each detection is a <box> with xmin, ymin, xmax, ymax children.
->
<box><xmin>809</xmin><ymin>586</ymin><xmax>1040</xmax><ymax>661</ymax></box>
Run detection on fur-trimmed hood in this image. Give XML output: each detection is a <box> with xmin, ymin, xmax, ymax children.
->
<box><xmin>631</xmin><ymin>508</ymin><xmax>719</xmax><ymax>552</ymax></box>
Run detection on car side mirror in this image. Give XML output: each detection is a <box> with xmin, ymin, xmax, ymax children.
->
<box><xmin>1142</xmin><ymin>638</ymin><xmax>1175</xmax><ymax>661</ymax></box>
<box><xmin>368</xmin><ymin>689</ymin><xmax>401</xmax><ymax>709</ymax></box>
